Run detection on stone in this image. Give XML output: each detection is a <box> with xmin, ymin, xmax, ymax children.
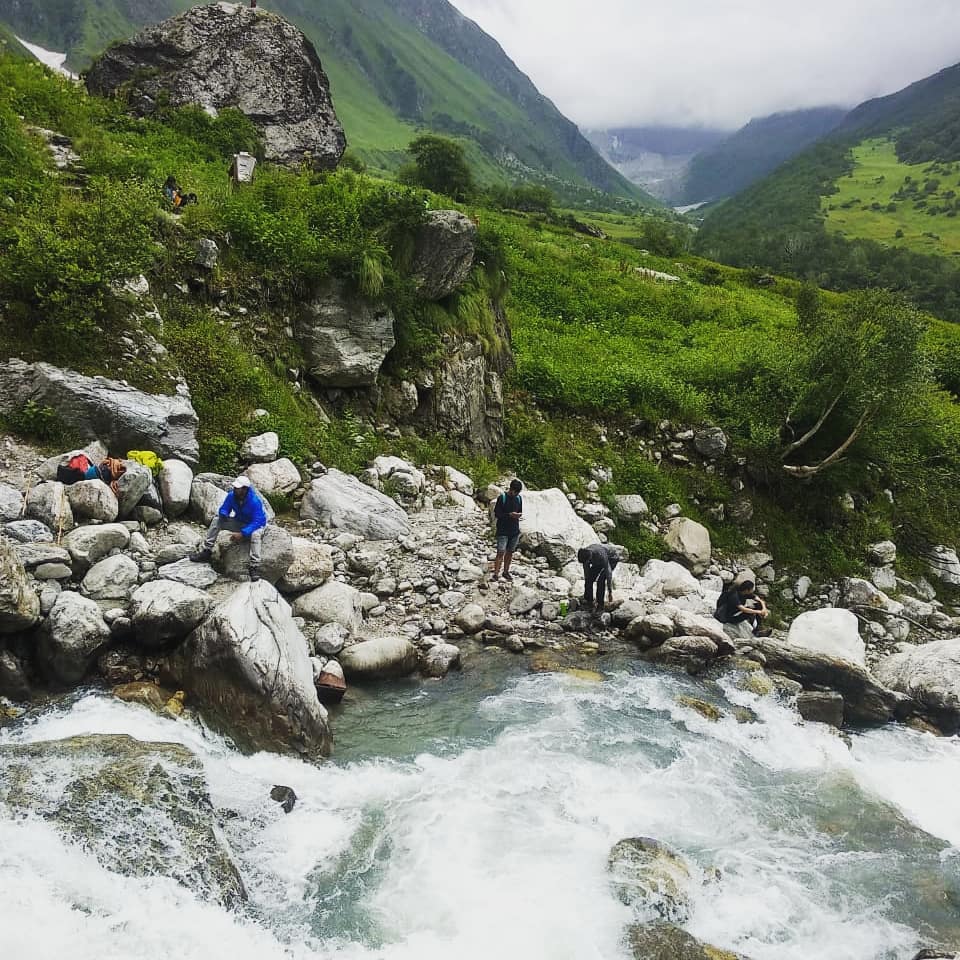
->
<box><xmin>627</xmin><ymin>613</ymin><xmax>674</xmax><ymax>646</ymax></box>
<box><xmin>62</xmin><ymin>523</ymin><xmax>131</xmax><ymax>571</ymax></box>
<box><xmin>81</xmin><ymin>555</ymin><xmax>139</xmax><ymax>601</ymax></box>
<box><xmin>157</xmin><ymin>558</ymin><xmax>219</xmax><ymax>590</ymax></box>
<box><xmin>0</xmin><ymin>359</ymin><xmax>199</xmax><ymax>462</ymax></box>
<box><xmin>115</xmin><ymin>462</ymin><xmax>153</xmax><ymax>519</ymax></box>
<box><xmin>158</xmin><ymin>459</ymin><xmax>193</xmax><ymax>518</ymax></box>
<box><xmin>421</xmin><ymin>643</ymin><xmax>462</xmax><ymax>678</ymax></box>
<box><xmin>443</xmin><ymin>466</ymin><xmax>474</xmax><ymax>497</ymax></box>
<box><xmin>313</xmin><ymin>622</ymin><xmax>348</xmax><ymax>656</ymax></box>
<box><xmin>0</xmin><ymin>734</ymin><xmax>246</xmax><ymax>907</ymax></box>
<box><xmin>518</xmin><ymin>487</ymin><xmax>600</xmax><ymax>568</ymax></box>
<box><xmin>339</xmin><ymin>636</ymin><xmax>418</xmax><ymax>681</ymax></box>
<box><xmin>625</xmin><ymin>922</ymin><xmax>747</xmax><ymax>960</ymax></box>
<box><xmin>195</xmin><ymin>237</ymin><xmax>219</xmax><ymax>270</ymax></box>
<box><xmin>292</xmin><ymin>580</ymin><xmax>363</xmax><ymax>635</ymax></box>
<box><xmin>65</xmin><ymin>478</ymin><xmax>119</xmax><ymax>522</ymax></box>
<box><xmin>382</xmin><ymin>379</ymin><xmax>419</xmax><ymax>419</ymax></box>
<box><xmin>508</xmin><ymin>586</ymin><xmax>541</xmax><ymax>615</ymax></box>
<box><xmin>37</xmin><ymin>442</ymin><xmax>109</xmax><ymax>482</ymax></box>
<box><xmin>86</xmin><ymin>4</ymin><xmax>345</xmax><ymax>170</ymax></box>
<box><xmin>672</xmin><ymin>609</ymin><xmax>731</xmax><ymax>646</ymax></box>
<box><xmin>26</xmin><ymin>480</ymin><xmax>74</xmax><ymax>533</ymax></box>
<box><xmin>373</xmin><ymin>455</ymin><xmax>425</xmax><ymax>499</ymax></box>
<box><xmin>643</xmin><ymin>635</ymin><xmax>719</xmax><ymax>673</ymax></box>
<box><xmin>875</xmin><ymin>638</ymin><xmax>960</xmax><ymax>724</ymax></box>
<box><xmin>167</xmin><ymin>582</ymin><xmax>330</xmax><ymax>758</ymax></box>
<box><xmin>639</xmin><ymin>559</ymin><xmax>700</xmax><ymax>598</ymax></box>
<box><xmin>455</xmin><ymin>603</ymin><xmax>485</xmax><ymax>634</ymax></box>
<box><xmin>797</xmin><ymin>691</ymin><xmax>845</xmax><ymax>728</ymax></box>
<box><xmin>129</xmin><ymin>580</ymin><xmax>213</xmax><ymax>649</ymax></box>
<box><xmin>38</xmin><ymin>592</ymin><xmax>111</xmax><ymax>685</ymax></box>
<box><xmin>212</xmin><ymin>524</ymin><xmax>294</xmax><ymax>584</ymax></box>
<box><xmin>241</xmin><ymin>432</ymin><xmax>280</xmax><ymax>463</ymax></box>
<box><xmin>787</xmin><ymin>608</ymin><xmax>866</xmax><ymax>667</ymax></box>
<box><xmin>34</xmin><ymin>562</ymin><xmax>73</xmax><ymax>580</ymax></box>
<box><xmin>795</xmin><ymin>576</ymin><xmax>812</xmax><ymax>601</ymax></box>
<box><xmin>612</xmin><ymin>494</ymin><xmax>649</xmax><ymax>520</ymax></box>
<box><xmin>301</xmin><ymin>469</ymin><xmax>411</xmax><ymax>540</ymax></box>
<box><xmin>410</xmin><ymin>210</ymin><xmax>477</xmax><ymax>300</ymax></box>
<box><xmin>245</xmin><ymin>458</ymin><xmax>301</xmax><ymax>498</ymax></box>
<box><xmin>0</xmin><ymin>482</ymin><xmax>24</xmax><ymax>522</ymax></box>
<box><xmin>276</xmin><ymin>538</ymin><xmax>334</xmax><ymax>594</ymax></box>
<box><xmin>3</xmin><ymin>519</ymin><xmax>52</xmax><ymax>543</ymax></box>
<box><xmin>612</xmin><ymin>599</ymin><xmax>647</xmax><ymax>628</ymax></box>
<box><xmin>0</xmin><ymin>539</ymin><xmax>41</xmax><ymax>634</ymax></box>
<box><xmin>270</xmin><ymin>785</ymin><xmax>297</xmax><ymax>815</ymax></box>
<box><xmin>608</xmin><ymin>837</ymin><xmax>692</xmax><ymax>922</ymax></box>
<box><xmin>870</xmin><ymin>565</ymin><xmax>898</xmax><ymax>593</ymax></box>
<box><xmin>843</xmin><ymin>577</ymin><xmax>903</xmax><ymax>617</ymax></box>
<box><xmin>693</xmin><ymin>426</ymin><xmax>728</xmax><ymax>458</ymax></box>
<box><xmin>868</xmin><ymin>540</ymin><xmax>897</xmax><ymax>566</ymax></box>
<box><xmin>928</xmin><ymin>545</ymin><xmax>960</xmax><ymax>587</ymax></box>
<box><xmin>663</xmin><ymin>518</ymin><xmax>711</xmax><ymax>576</ymax></box>
<box><xmin>297</xmin><ymin>280</ymin><xmax>394</xmax><ymax>387</ymax></box>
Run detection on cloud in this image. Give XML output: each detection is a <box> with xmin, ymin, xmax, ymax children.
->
<box><xmin>449</xmin><ymin>0</ymin><xmax>960</xmax><ymax>130</ymax></box>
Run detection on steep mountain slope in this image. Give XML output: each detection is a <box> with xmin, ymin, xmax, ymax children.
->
<box><xmin>681</xmin><ymin>107</ymin><xmax>848</xmax><ymax>204</ymax></box>
<box><xmin>1</xmin><ymin>0</ymin><xmax>653</xmax><ymax>202</ymax></box>
<box><xmin>695</xmin><ymin>61</ymin><xmax>960</xmax><ymax>322</ymax></box>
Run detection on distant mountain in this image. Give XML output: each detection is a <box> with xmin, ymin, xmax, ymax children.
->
<box><xmin>680</xmin><ymin>107</ymin><xmax>848</xmax><ymax>204</ymax></box>
<box><xmin>0</xmin><ymin>0</ymin><xmax>655</xmax><ymax>203</ymax></box>
<box><xmin>585</xmin><ymin>125</ymin><xmax>728</xmax><ymax>202</ymax></box>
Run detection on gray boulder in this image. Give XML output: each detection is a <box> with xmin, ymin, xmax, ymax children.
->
<box><xmin>455</xmin><ymin>603</ymin><xmax>486</xmax><ymax>634</ymax></box>
<box><xmin>81</xmin><ymin>555</ymin><xmax>139</xmax><ymax>601</ymax></box>
<box><xmin>157</xmin><ymin>558</ymin><xmax>220</xmax><ymax>590</ymax></box>
<box><xmin>339</xmin><ymin>635</ymin><xmax>418</xmax><ymax>681</ymax></box>
<box><xmin>86</xmin><ymin>4</ymin><xmax>345</xmax><ymax>170</ymax></box>
<box><xmin>301</xmin><ymin>469</ymin><xmax>411</xmax><ymax>540</ymax></box>
<box><xmin>0</xmin><ymin>359</ymin><xmax>199</xmax><ymax>463</ymax></box>
<box><xmin>518</xmin><ymin>487</ymin><xmax>599</xmax><ymax>568</ymax></box>
<box><xmin>245</xmin><ymin>458</ymin><xmax>301</xmax><ymax>497</ymax></box>
<box><xmin>62</xmin><ymin>523</ymin><xmax>131</xmax><ymax>571</ymax></box>
<box><xmin>3</xmin><ymin>519</ymin><xmax>52</xmax><ymax>543</ymax></box>
<box><xmin>0</xmin><ymin>482</ymin><xmax>23</xmax><ymax>522</ymax></box>
<box><xmin>38</xmin><ymin>592</ymin><xmax>111</xmax><ymax>684</ymax></box>
<box><xmin>292</xmin><ymin>580</ymin><xmax>363</xmax><ymax>634</ymax></box>
<box><xmin>14</xmin><ymin>542</ymin><xmax>72</xmax><ymax>570</ymax></box>
<box><xmin>211</xmin><ymin>524</ymin><xmax>294</xmax><ymax>584</ymax></box>
<box><xmin>116</xmin><ymin>462</ymin><xmax>153</xmax><ymax>519</ymax></box>
<box><xmin>158</xmin><ymin>459</ymin><xmax>193</xmax><ymax>518</ymax></box>
<box><xmin>129</xmin><ymin>580</ymin><xmax>213</xmax><ymax>648</ymax></box>
<box><xmin>693</xmin><ymin>427</ymin><xmax>728</xmax><ymax>459</ymax></box>
<box><xmin>928</xmin><ymin>545</ymin><xmax>960</xmax><ymax>587</ymax></box>
<box><xmin>66</xmin><ymin>479</ymin><xmax>119</xmax><ymax>522</ymax></box>
<box><xmin>613</xmin><ymin>494</ymin><xmax>649</xmax><ymax>520</ymax></box>
<box><xmin>868</xmin><ymin>540</ymin><xmax>897</xmax><ymax>566</ymax></box>
<box><xmin>796</xmin><ymin>691</ymin><xmax>845</xmax><ymax>728</ymax></box>
<box><xmin>411</xmin><ymin>210</ymin><xmax>477</xmax><ymax>300</ymax></box>
<box><xmin>166</xmin><ymin>582</ymin><xmax>331</xmax><ymax>758</ymax></box>
<box><xmin>26</xmin><ymin>480</ymin><xmax>74</xmax><ymax>533</ymax></box>
<box><xmin>240</xmin><ymin>432</ymin><xmax>279</xmax><ymax>463</ymax></box>
<box><xmin>875</xmin><ymin>638</ymin><xmax>960</xmax><ymax>723</ymax></box>
<box><xmin>421</xmin><ymin>643</ymin><xmax>462</xmax><ymax>678</ymax></box>
<box><xmin>0</xmin><ymin>539</ymin><xmax>41</xmax><ymax>634</ymax></box>
<box><xmin>297</xmin><ymin>280</ymin><xmax>395</xmax><ymax>387</ymax></box>
<box><xmin>276</xmin><ymin>537</ymin><xmax>333</xmax><ymax>594</ymax></box>
<box><xmin>663</xmin><ymin>518</ymin><xmax>711</xmax><ymax>576</ymax></box>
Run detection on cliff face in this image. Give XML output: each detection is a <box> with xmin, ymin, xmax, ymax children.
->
<box><xmin>85</xmin><ymin>2</ymin><xmax>346</xmax><ymax>170</ymax></box>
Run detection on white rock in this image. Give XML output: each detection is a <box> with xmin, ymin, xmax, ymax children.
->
<box><xmin>292</xmin><ymin>580</ymin><xmax>363</xmax><ymax>634</ymax></box>
<box><xmin>0</xmin><ymin>539</ymin><xmax>41</xmax><ymax>634</ymax></box>
<box><xmin>663</xmin><ymin>517</ymin><xmax>711</xmax><ymax>576</ymax></box>
<box><xmin>867</xmin><ymin>540</ymin><xmax>897</xmax><ymax>566</ymax></box>
<box><xmin>62</xmin><ymin>523</ymin><xmax>131</xmax><ymax>571</ymax></box>
<box><xmin>128</xmin><ymin>580</ymin><xmax>213</xmax><ymax>648</ymax></box>
<box><xmin>842</xmin><ymin>578</ymin><xmax>903</xmax><ymax>617</ymax></box>
<box><xmin>314</xmin><ymin>622</ymin><xmax>349</xmax><ymax>656</ymax></box>
<box><xmin>115</xmin><ymin>462</ymin><xmax>153</xmax><ymax>519</ymax></box>
<box><xmin>875</xmin><ymin>637</ymin><xmax>960</xmax><ymax>717</ymax></box>
<box><xmin>518</xmin><ymin>488</ymin><xmax>600</xmax><ymax>568</ymax></box>
<box><xmin>301</xmin><ymin>469</ymin><xmax>411</xmax><ymax>540</ymax></box>
<box><xmin>158</xmin><ymin>558</ymin><xmax>219</xmax><ymax>590</ymax></box>
<box><xmin>443</xmin><ymin>466</ymin><xmax>474</xmax><ymax>496</ymax></box>
<box><xmin>0</xmin><ymin>482</ymin><xmax>24</xmax><ymax>522</ymax></box>
<box><xmin>240</xmin><ymin>432</ymin><xmax>279</xmax><ymax>463</ymax></box>
<box><xmin>421</xmin><ymin>643</ymin><xmax>461</xmax><ymax>678</ymax></box>
<box><xmin>66</xmin><ymin>480</ymin><xmax>119</xmax><ymax>522</ymax></box>
<box><xmin>455</xmin><ymin>603</ymin><xmax>485</xmax><ymax>634</ymax></box>
<box><xmin>795</xmin><ymin>576</ymin><xmax>812</xmax><ymax>601</ymax></box>
<box><xmin>671</xmin><ymin>609</ymin><xmax>730</xmax><ymax>645</ymax></box>
<box><xmin>158</xmin><ymin>459</ymin><xmax>193</xmax><ymax>518</ymax></box>
<box><xmin>508</xmin><ymin>586</ymin><xmax>541</xmax><ymax>615</ymax></box>
<box><xmin>81</xmin><ymin>555</ymin><xmax>139</xmax><ymax>601</ymax></box>
<box><xmin>870</xmin><ymin>566</ymin><xmax>898</xmax><ymax>593</ymax></box>
<box><xmin>245</xmin><ymin>458</ymin><xmax>301</xmax><ymax>497</ymax></box>
<box><xmin>277</xmin><ymin>538</ymin><xmax>334</xmax><ymax>594</ymax></box>
<box><xmin>638</xmin><ymin>559</ymin><xmax>700</xmax><ymax>599</ymax></box>
<box><xmin>612</xmin><ymin>494</ymin><xmax>649</xmax><ymax>520</ymax></box>
<box><xmin>787</xmin><ymin>608</ymin><xmax>866</xmax><ymax>667</ymax></box>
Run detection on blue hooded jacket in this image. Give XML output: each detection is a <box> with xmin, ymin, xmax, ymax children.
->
<box><xmin>219</xmin><ymin>487</ymin><xmax>268</xmax><ymax>537</ymax></box>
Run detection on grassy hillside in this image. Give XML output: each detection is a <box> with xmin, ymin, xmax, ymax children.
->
<box><xmin>4</xmin><ymin>54</ymin><xmax>960</xmax><ymax>581</ymax></box>
<box><xmin>0</xmin><ymin>0</ymin><xmax>652</xmax><ymax>204</ymax></box>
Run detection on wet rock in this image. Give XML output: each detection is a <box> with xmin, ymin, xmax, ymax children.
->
<box><xmin>3</xmin><ymin>518</ymin><xmax>52</xmax><ymax>543</ymax></box>
<box><xmin>339</xmin><ymin>635</ymin><xmax>418</xmax><ymax>681</ymax></box>
<box><xmin>81</xmin><ymin>554</ymin><xmax>139</xmax><ymax>601</ymax></box>
<box><xmin>270</xmin><ymin>785</ymin><xmax>297</xmax><ymax>814</ymax></box>
<box><xmin>301</xmin><ymin>469</ymin><xmax>411</xmax><ymax>540</ymax></box>
<box><xmin>166</xmin><ymin>582</ymin><xmax>331</xmax><ymax>759</ymax></box>
<box><xmin>26</xmin><ymin>480</ymin><xmax>74</xmax><ymax>533</ymax></box>
<box><xmin>608</xmin><ymin>837</ymin><xmax>692</xmax><ymax>921</ymax></box>
<box><xmin>797</xmin><ymin>691</ymin><xmax>845</xmax><ymax>728</ymax></box>
<box><xmin>276</xmin><ymin>537</ymin><xmax>334</xmax><ymax>594</ymax></box>
<box><xmin>112</xmin><ymin>680</ymin><xmax>175</xmax><ymax>712</ymax></box>
<box><xmin>786</xmin><ymin>608</ymin><xmax>865</xmax><ymax>667</ymax></box>
<box><xmin>129</xmin><ymin>580</ymin><xmax>213</xmax><ymax>649</ymax></box>
<box><xmin>411</xmin><ymin>210</ymin><xmax>476</xmax><ymax>300</ymax></box>
<box><xmin>62</xmin><ymin>522</ymin><xmax>131</xmax><ymax>571</ymax></box>
<box><xmin>625</xmin><ymin>922</ymin><xmax>747</xmax><ymax>960</ymax></box>
<box><xmin>519</xmin><ymin>487</ymin><xmax>600</xmax><ymax>568</ymax></box>
<box><xmin>241</xmin><ymin>432</ymin><xmax>280</xmax><ymax>464</ymax></box>
<box><xmin>676</xmin><ymin>695</ymin><xmax>724</xmax><ymax>721</ymax></box>
<box><xmin>158</xmin><ymin>459</ymin><xmax>193</xmax><ymax>518</ymax></box>
<box><xmin>211</xmin><ymin>524</ymin><xmax>294</xmax><ymax>584</ymax></box>
<box><xmin>66</xmin><ymin>479</ymin><xmax>118</xmax><ymax>522</ymax></box>
<box><xmin>643</xmin><ymin>635</ymin><xmax>719</xmax><ymax>673</ymax></box>
<box><xmin>292</xmin><ymin>580</ymin><xmax>363</xmax><ymax>634</ymax></box>
<box><xmin>97</xmin><ymin>645</ymin><xmax>152</xmax><ymax>685</ymax></box>
<box><xmin>0</xmin><ymin>539</ymin><xmax>41</xmax><ymax>634</ymax></box>
<box><xmin>0</xmin><ymin>734</ymin><xmax>246</xmax><ymax>907</ymax></box>
<box><xmin>420</xmin><ymin>642</ymin><xmax>462</xmax><ymax>678</ymax></box>
<box><xmin>663</xmin><ymin>517</ymin><xmax>711</xmax><ymax>576</ymax></box>
<box><xmin>38</xmin><ymin>592</ymin><xmax>111</xmax><ymax>685</ymax></box>
<box><xmin>245</xmin><ymin>458</ymin><xmax>301</xmax><ymax>497</ymax></box>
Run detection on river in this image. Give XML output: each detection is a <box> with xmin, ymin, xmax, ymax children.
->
<box><xmin>1</xmin><ymin>652</ymin><xmax>958</xmax><ymax>960</ymax></box>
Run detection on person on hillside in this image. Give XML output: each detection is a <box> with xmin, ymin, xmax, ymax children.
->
<box><xmin>190</xmin><ymin>476</ymin><xmax>268</xmax><ymax>581</ymax></box>
<box><xmin>714</xmin><ymin>579</ymin><xmax>771</xmax><ymax>639</ymax></box>
<box><xmin>491</xmin><ymin>479</ymin><xmax>523</xmax><ymax>582</ymax></box>
<box><xmin>578</xmin><ymin>543</ymin><xmax>620</xmax><ymax>611</ymax></box>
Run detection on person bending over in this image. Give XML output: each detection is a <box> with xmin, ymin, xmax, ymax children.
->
<box><xmin>491</xmin><ymin>479</ymin><xmax>523</xmax><ymax>582</ymax></box>
<box><xmin>714</xmin><ymin>579</ymin><xmax>771</xmax><ymax>639</ymax></box>
<box><xmin>190</xmin><ymin>476</ymin><xmax>268</xmax><ymax>581</ymax></box>
<box><xmin>578</xmin><ymin>543</ymin><xmax>620</xmax><ymax>611</ymax></box>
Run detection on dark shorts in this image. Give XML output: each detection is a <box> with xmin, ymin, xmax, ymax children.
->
<box><xmin>496</xmin><ymin>533</ymin><xmax>520</xmax><ymax>553</ymax></box>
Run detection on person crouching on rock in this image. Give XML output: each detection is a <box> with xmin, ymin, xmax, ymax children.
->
<box><xmin>190</xmin><ymin>476</ymin><xmax>267</xmax><ymax>582</ymax></box>
<box><xmin>578</xmin><ymin>543</ymin><xmax>619</xmax><ymax>612</ymax></box>
<box><xmin>491</xmin><ymin>479</ymin><xmax>523</xmax><ymax>582</ymax></box>
<box><xmin>714</xmin><ymin>579</ymin><xmax>771</xmax><ymax>639</ymax></box>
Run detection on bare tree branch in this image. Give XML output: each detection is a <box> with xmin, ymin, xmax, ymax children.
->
<box><xmin>782</xmin><ymin>406</ymin><xmax>873</xmax><ymax>479</ymax></box>
<box><xmin>780</xmin><ymin>389</ymin><xmax>845</xmax><ymax>460</ymax></box>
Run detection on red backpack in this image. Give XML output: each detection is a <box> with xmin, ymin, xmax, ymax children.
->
<box><xmin>67</xmin><ymin>453</ymin><xmax>91</xmax><ymax>473</ymax></box>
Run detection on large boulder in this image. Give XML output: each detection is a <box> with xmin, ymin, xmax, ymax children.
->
<box><xmin>211</xmin><ymin>524</ymin><xmax>294</xmax><ymax>584</ymax></box>
<box><xmin>25</xmin><ymin>480</ymin><xmax>74</xmax><ymax>533</ymax></box>
<box><xmin>0</xmin><ymin>734</ymin><xmax>246</xmax><ymax>907</ymax></box>
<box><xmin>787</xmin><ymin>608</ymin><xmax>865</xmax><ymax>667</ymax></box>
<box><xmin>518</xmin><ymin>488</ymin><xmax>600</xmax><ymax>568</ymax></box>
<box><xmin>693</xmin><ymin>426</ymin><xmax>728</xmax><ymax>459</ymax></box>
<box><xmin>613</xmin><ymin>494</ymin><xmax>649</xmax><ymax>520</ymax></box>
<box><xmin>158</xmin><ymin>459</ymin><xmax>193</xmax><ymax>518</ymax></box>
<box><xmin>276</xmin><ymin>537</ymin><xmax>334</xmax><ymax>594</ymax></box>
<box><xmin>85</xmin><ymin>3</ymin><xmax>345</xmax><ymax>170</ymax></box>
<box><xmin>663</xmin><ymin>518</ymin><xmax>711</xmax><ymax>576</ymax></box>
<box><xmin>3</xmin><ymin>519</ymin><xmax>52</xmax><ymax>543</ymax></box>
<box><xmin>410</xmin><ymin>210</ymin><xmax>477</xmax><ymax>300</ymax></box>
<box><xmin>297</xmin><ymin>280</ymin><xmax>395</xmax><ymax>387</ymax></box>
<box><xmin>339</xmin><ymin>635</ymin><xmax>419</xmax><ymax>681</ymax></box>
<box><xmin>240</xmin><ymin>432</ymin><xmax>279</xmax><ymax>463</ymax></box>
<box><xmin>0</xmin><ymin>359</ymin><xmax>199</xmax><ymax>463</ymax></box>
<box><xmin>608</xmin><ymin>837</ymin><xmax>692</xmax><ymax>922</ymax></box>
<box><xmin>875</xmin><ymin>638</ymin><xmax>960</xmax><ymax>724</ymax></box>
<box><xmin>292</xmin><ymin>580</ymin><xmax>363</xmax><ymax>635</ymax></box>
<box><xmin>62</xmin><ymin>523</ymin><xmax>131</xmax><ymax>571</ymax></box>
<box><xmin>81</xmin><ymin>555</ymin><xmax>140</xmax><ymax>601</ymax></box>
<box><xmin>129</xmin><ymin>580</ymin><xmax>213</xmax><ymax>648</ymax></box>
<box><xmin>65</xmin><ymin>479</ymin><xmax>119</xmax><ymax>522</ymax></box>
<box><xmin>637</xmin><ymin>559</ymin><xmax>700</xmax><ymax>599</ymax></box>
<box><xmin>301</xmin><ymin>469</ymin><xmax>411</xmax><ymax>540</ymax></box>
<box><xmin>0</xmin><ymin>482</ymin><xmax>24</xmax><ymax>522</ymax></box>
<box><xmin>0</xmin><ymin>539</ymin><xmax>41</xmax><ymax>634</ymax></box>
<box><xmin>38</xmin><ymin>591</ymin><xmax>111</xmax><ymax>684</ymax></box>
<box><xmin>166</xmin><ymin>582</ymin><xmax>331</xmax><ymax>758</ymax></box>
<box><xmin>245</xmin><ymin>458</ymin><xmax>301</xmax><ymax>498</ymax></box>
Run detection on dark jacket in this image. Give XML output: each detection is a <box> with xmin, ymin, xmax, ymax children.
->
<box><xmin>715</xmin><ymin>586</ymin><xmax>754</xmax><ymax>624</ymax></box>
<box><xmin>219</xmin><ymin>488</ymin><xmax>268</xmax><ymax>537</ymax></box>
<box><xmin>581</xmin><ymin>543</ymin><xmax>619</xmax><ymax>598</ymax></box>
<box><xmin>494</xmin><ymin>491</ymin><xmax>523</xmax><ymax>536</ymax></box>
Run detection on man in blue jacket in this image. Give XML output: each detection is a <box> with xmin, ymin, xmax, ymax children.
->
<box><xmin>190</xmin><ymin>476</ymin><xmax>268</xmax><ymax>581</ymax></box>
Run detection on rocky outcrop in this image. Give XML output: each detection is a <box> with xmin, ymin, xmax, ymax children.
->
<box><xmin>0</xmin><ymin>539</ymin><xmax>41</xmax><ymax>634</ymax></box>
<box><xmin>301</xmin><ymin>469</ymin><xmax>411</xmax><ymax>540</ymax></box>
<box><xmin>166</xmin><ymin>582</ymin><xmax>331</xmax><ymax>758</ymax></box>
<box><xmin>0</xmin><ymin>359</ymin><xmax>199</xmax><ymax>463</ymax></box>
<box><xmin>608</xmin><ymin>837</ymin><xmax>692</xmax><ymax>921</ymax></box>
<box><xmin>85</xmin><ymin>3</ymin><xmax>345</xmax><ymax>170</ymax></box>
<box><xmin>128</xmin><ymin>580</ymin><xmax>213</xmax><ymax>649</ymax></box>
<box><xmin>411</xmin><ymin>210</ymin><xmax>477</xmax><ymax>300</ymax></box>
<box><xmin>297</xmin><ymin>280</ymin><xmax>394</xmax><ymax>387</ymax></box>
<box><xmin>875</xmin><ymin>638</ymin><xmax>960</xmax><ymax>729</ymax></box>
<box><xmin>518</xmin><ymin>488</ymin><xmax>599</xmax><ymax>567</ymax></box>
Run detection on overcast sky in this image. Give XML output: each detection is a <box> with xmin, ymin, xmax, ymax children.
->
<box><xmin>449</xmin><ymin>0</ymin><xmax>960</xmax><ymax>130</ymax></box>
